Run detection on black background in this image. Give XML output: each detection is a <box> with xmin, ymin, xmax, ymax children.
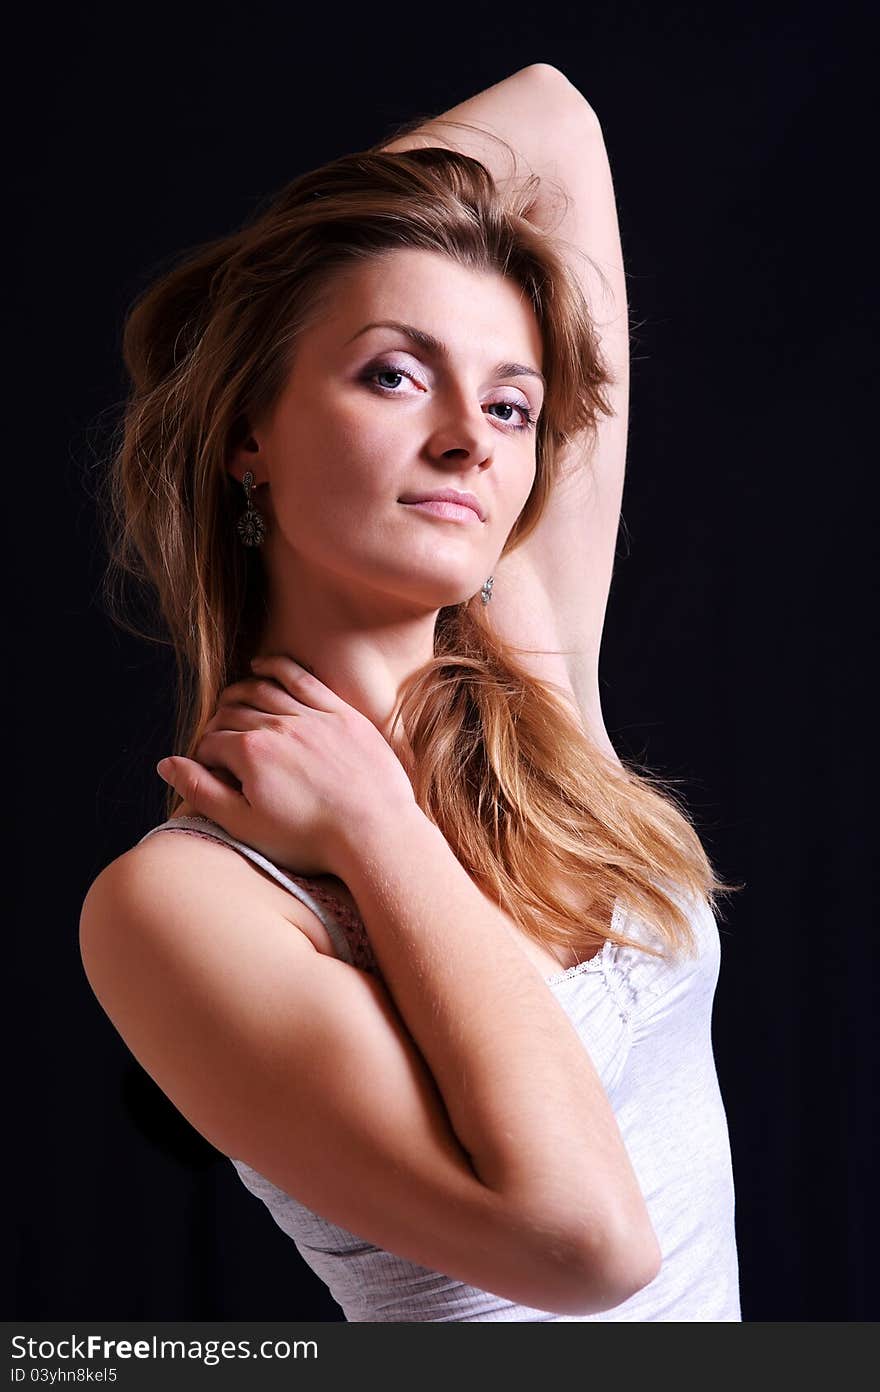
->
<box><xmin>10</xmin><ymin>3</ymin><xmax>875</xmax><ymax>1322</ymax></box>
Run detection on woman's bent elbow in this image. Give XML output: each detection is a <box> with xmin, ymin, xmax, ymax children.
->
<box><xmin>550</xmin><ymin>1216</ymin><xmax>663</xmax><ymax>1317</ymax></box>
<box><xmin>577</xmin><ymin>1223</ymin><xmax>663</xmax><ymax>1314</ymax></box>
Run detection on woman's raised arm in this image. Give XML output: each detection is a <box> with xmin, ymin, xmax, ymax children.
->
<box><xmin>379</xmin><ymin>64</ymin><xmax>629</xmax><ymax>761</ymax></box>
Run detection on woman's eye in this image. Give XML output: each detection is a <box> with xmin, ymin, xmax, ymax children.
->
<box><xmin>363</xmin><ymin>364</ymin><xmax>537</xmax><ymax>432</ymax></box>
<box><xmin>488</xmin><ymin>401</ymin><xmax>537</xmax><ymax>430</ymax></box>
<box><xmin>375</xmin><ymin>368</ymin><xmax>409</xmax><ymax>391</ymax></box>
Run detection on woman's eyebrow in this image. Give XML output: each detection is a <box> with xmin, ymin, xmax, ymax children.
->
<box><xmin>345</xmin><ymin>319</ymin><xmax>546</xmax><ymax>390</ymax></box>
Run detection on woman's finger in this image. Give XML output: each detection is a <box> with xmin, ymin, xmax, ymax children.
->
<box><xmin>190</xmin><ymin>729</ymin><xmax>272</xmax><ymax>788</ymax></box>
<box><xmin>156</xmin><ymin>755</ymin><xmax>251</xmax><ymax>826</ymax></box>
<box><xmin>216</xmin><ymin>676</ymin><xmax>302</xmax><ymax>715</ymax></box>
<box><xmin>250</xmin><ymin>655</ymin><xmax>345</xmax><ymax>713</ymax></box>
<box><xmin>203</xmin><ymin>702</ymin><xmax>294</xmax><ymax>737</ymax></box>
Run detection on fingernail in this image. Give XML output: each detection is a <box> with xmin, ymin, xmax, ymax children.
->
<box><xmin>156</xmin><ymin>758</ymin><xmax>174</xmax><ymax>780</ymax></box>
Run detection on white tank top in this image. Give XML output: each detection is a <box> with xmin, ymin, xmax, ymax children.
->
<box><xmin>138</xmin><ymin>813</ymin><xmax>742</xmax><ymax>1321</ymax></box>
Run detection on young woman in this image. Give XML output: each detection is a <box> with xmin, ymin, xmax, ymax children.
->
<box><xmin>79</xmin><ymin>64</ymin><xmax>742</xmax><ymax>1321</ymax></box>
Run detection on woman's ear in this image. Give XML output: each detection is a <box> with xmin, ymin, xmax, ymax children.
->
<box><xmin>227</xmin><ymin>416</ymin><xmax>269</xmax><ymax>488</ymax></box>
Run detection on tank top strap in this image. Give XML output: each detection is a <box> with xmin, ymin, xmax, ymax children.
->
<box><xmin>137</xmin><ymin>816</ymin><xmax>356</xmax><ymax>967</ymax></box>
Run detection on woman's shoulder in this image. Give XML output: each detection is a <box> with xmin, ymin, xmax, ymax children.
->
<box><xmin>132</xmin><ymin>812</ymin><xmax>382</xmax><ymax>977</ymax></box>
<box><xmin>121</xmin><ymin>810</ymin><xmax>339</xmax><ymax>958</ymax></box>
<box><xmin>122</xmin><ymin>811</ymin><xmax>292</xmax><ymax>908</ymax></box>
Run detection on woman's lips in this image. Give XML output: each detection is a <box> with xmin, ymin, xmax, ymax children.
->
<box><xmin>400</xmin><ymin>500</ymin><xmax>482</xmax><ymax>524</ymax></box>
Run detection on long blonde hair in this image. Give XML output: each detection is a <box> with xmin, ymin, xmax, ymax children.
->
<box><xmin>97</xmin><ymin>133</ymin><xmax>741</xmax><ymax>964</ymax></box>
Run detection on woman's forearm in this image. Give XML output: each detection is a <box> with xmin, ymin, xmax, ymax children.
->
<box><xmin>333</xmin><ymin>802</ymin><xmax>656</xmax><ymax>1267</ymax></box>
<box><xmin>378</xmin><ymin>64</ymin><xmax>599</xmax><ymax>226</ymax></box>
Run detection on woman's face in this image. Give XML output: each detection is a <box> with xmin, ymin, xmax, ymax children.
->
<box><xmin>246</xmin><ymin>246</ymin><xmax>545</xmax><ymax>613</ymax></box>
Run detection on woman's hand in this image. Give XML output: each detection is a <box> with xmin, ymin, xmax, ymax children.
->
<box><xmin>155</xmin><ymin>655</ymin><xmax>417</xmax><ymax>878</ymax></box>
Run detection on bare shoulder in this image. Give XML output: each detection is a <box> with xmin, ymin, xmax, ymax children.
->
<box><xmin>92</xmin><ymin>818</ymin><xmax>336</xmax><ymax>959</ymax></box>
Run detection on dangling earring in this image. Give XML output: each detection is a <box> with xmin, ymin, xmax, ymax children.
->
<box><xmin>480</xmin><ymin>575</ymin><xmax>494</xmax><ymax>605</ymax></box>
<box><xmin>236</xmin><ymin>469</ymin><xmax>266</xmax><ymax>547</ymax></box>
